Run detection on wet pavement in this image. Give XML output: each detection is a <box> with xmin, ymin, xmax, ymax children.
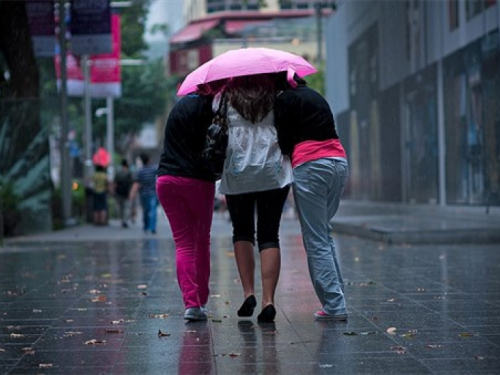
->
<box><xmin>1</xmin><ymin>202</ymin><xmax>500</xmax><ymax>374</ymax></box>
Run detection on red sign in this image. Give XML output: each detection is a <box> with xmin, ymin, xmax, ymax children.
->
<box><xmin>55</xmin><ymin>13</ymin><xmax>121</xmax><ymax>97</ymax></box>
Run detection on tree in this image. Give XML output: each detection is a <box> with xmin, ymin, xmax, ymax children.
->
<box><xmin>0</xmin><ymin>0</ymin><xmax>52</xmax><ymax>236</ymax></box>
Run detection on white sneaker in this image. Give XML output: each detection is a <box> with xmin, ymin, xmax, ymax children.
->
<box><xmin>184</xmin><ymin>307</ymin><xmax>207</xmax><ymax>321</ymax></box>
<box><xmin>314</xmin><ymin>310</ymin><xmax>348</xmax><ymax>321</ymax></box>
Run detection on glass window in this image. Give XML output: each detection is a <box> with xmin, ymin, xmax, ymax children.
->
<box><xmin>466</xmin><ymin>0</ymin><xmax>483</xmax><ymax>19</ymax></box>
<box><xmin>449</xmin><ymin>0</ymin><xmax>459</xmax><ymax>30</ymax></box>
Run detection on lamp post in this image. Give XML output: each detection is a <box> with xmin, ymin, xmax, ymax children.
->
<box><xmin>59</xmin><ymin>0</ymin><xmax>73</xmax><ymax>226</ymax></box>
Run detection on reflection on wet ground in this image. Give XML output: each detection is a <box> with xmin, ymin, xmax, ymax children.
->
<box><xmin>1</xmin><ymin>217</ymin><xmax>499</xmax><ymax>374</ymax></box>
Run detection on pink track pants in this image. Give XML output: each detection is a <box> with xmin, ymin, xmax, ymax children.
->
<box><xmin>156</xmin><ymin>175</ymin><xmax>215</xmax><ymax>309</ymax></box>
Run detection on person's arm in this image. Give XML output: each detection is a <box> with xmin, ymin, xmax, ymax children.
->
<box><xmin>274</xmin><ymin>93</ymin><xmax>299</xmax><ymax>157</ymax></box>
<box><xmin>129</xmin><ymin>181</ymin><xmax>139</xmax><ymax>201</ymax></box>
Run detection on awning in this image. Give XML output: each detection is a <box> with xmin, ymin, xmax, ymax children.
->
<box><xmin>224</xmin><ymin>20</ymin><xmax>269</xmax><ymax>34</ymax></box>
<box><xmin>170</xmin><ymin>19</ymin><xmax>220</xmax><ymax>44</ymax></box>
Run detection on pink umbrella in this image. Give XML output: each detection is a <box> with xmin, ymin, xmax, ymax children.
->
<box><xmin>92</xmin><ymin>147</ymin><xmax>111</xmax><ymax>167</ymax></box>
<box><xmin>177</xmin><ymin>47</ymin><xmax>317</xmax><ymax>96</ymax></box>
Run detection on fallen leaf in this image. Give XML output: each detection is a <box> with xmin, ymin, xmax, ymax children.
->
<box><xmin>391</xmin><ymin>345</ymin><xmax>407</xmax><ymax>354</ymax></box>
<box><xmin>386</xmin><ymin>327</ymin><xmax>397</xmax><ymax>334</ymax></box>
<box><xmin>228</xmin><ymin>352</ymin><xmax>241</xmax><ymax>357</ymax></box>
<box><xmin>158</xmin><ymin>329</ymin><xmax>170</xmax><ymax>337</ymax></box>
<box><xmin>104</xmin><ymin>329</ymin><xmax>123</xmax><ymax>334</ymax></box>
<box><xmin>90</xmin><ymin>295</ymin><xmax>107</xmax><ymax>302</ymax></box>
<box><xmin>64</xmin><ymin>331</ymin><xmax>82</xmax><ymax>337</ymax></box>
<box><xmin>88</xmin><ymin>289</ymin><xmax>101</xmax><ymax>294</ymax></box>
<box><xmin>110</xmin><ymin>319</ymin><xmax>124</xmax><ymax>324</ymax></box>
<box><xmin>459</xmin><ymin>332</ymin><xmax>476</xmax><ymax>337</ymax></box>
<box><xmin>401</xmin><ymin>329</ymin><xmax>417</xmax><ymax>338</ymax></box>
<box><xmin>85</xmin><ymin>339</ymin><xmax>106</xmax><ymax>345</ymax></box>
<box><xmin>149</xmin><ymin>314</ymin><xmax>169</xmax><ymax>319</ymax></box>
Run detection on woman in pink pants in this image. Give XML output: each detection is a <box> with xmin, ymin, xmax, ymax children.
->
<box><xmin>156</xmin><ymin>90</ymin><xmax>220</xmax><ymax>321</ymax></box>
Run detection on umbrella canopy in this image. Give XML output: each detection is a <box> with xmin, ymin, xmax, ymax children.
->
<box><xmin>177</xmin><ymin>47</ymin><xmax>317</xmax><ymax>96</ymax></box>
<box><xmin>92</xmin><ymin>147</ymin><xmax>111</xmax><ymax>167</ymax></box>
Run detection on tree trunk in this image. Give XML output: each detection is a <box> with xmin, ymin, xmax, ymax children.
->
<box><xmin>0</xmin><ymin>0</ymin><xmax>39</xmax><ymax>99</ymax></box>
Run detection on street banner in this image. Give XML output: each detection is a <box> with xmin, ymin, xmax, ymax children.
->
<box><xmin>70</xmin><ymin>0</ymin><xmax>112</xmax><ymax>55</ymax></box>
<box><xmin>89</xmin><ymin>13</ymin><xmax>121</xmax><ymax>97</ymax></box>
<box><xmin>26</xmin><ymin>0</ymin><xmax>56</xmax><ymax>56</ymax></box>
<box><xmin>55</xmin><ymin>13</ymin><xmax>121</xmax><ymax>98</ymax></box>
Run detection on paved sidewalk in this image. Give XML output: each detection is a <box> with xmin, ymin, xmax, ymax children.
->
<box><xmin>332</xmin><ymin>201</ymin><xmax>500</xmax><ymax>244</ymax></box>
<box><xmin>1</xmin><ymin>205</ymin><xmax>499</xmax><ymax>374</ymax></box>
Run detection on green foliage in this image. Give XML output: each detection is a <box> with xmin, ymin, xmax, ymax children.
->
<box><xmin>114</xmin><ymin>58</ymin><xmax>170</xmax><ymax>141</ymax></box>
<box><xmin>120</xmin><ymin>0</ymin><xmax>151</xmax><ymax>57</ymax></box>
<box><xmin>0</xmin><ymin>180</ymin><xmax>21</xmax><ymax>236</ymax></box>
<box><xmin>306</xmin><ymin>61</ymin><xmax>325</xmax><ymax>95</ymax></box>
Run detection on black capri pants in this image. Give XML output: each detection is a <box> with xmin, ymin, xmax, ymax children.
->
<box><xmin>226</xmin><ymin>185</ymin><xmax>291</xmax><ymax>251</ymax></box>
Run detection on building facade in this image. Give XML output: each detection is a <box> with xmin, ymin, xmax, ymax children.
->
<box><xmin>326</xmin><ymin>0</ymin><xmax>500</xmax><ymax>207</ymax></box>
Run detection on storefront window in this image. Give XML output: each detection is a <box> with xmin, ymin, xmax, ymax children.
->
<box><xmin>449</xmin><ymin>0</ymin><xmax>459</xmax><ymax>30</ymax></box>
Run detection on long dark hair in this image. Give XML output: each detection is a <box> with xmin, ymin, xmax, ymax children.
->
<box><xmin>225</xmin><ymin>73</ymin><xmax>282</xmax><ymax>123</ymax></box>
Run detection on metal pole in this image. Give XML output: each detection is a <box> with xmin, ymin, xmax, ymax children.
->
<box><xmin>106</xmin><ymin>96</ymin><xmax>115</xmax><ymax>180</ymax></box>
<box><xmin>315</xmin><ymin>2</ymin><xmax>323</xmax><ymax>63</ymax></box>
<box><xmin>59</xmin><ymin>0</ymin><xmax>72</xmax><ymax>224</ymax></box>
<box><xmin>83</xmin><ymin>55</ymin><xmax>93</xmax><ymax>183</ymax></box>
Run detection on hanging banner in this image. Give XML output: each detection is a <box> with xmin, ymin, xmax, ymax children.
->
<box><xmin>70</xmin><ymin>0</ymin><xmax>112</xmax><ymax>55</ymax></box>
<box><xmin>26</xmin><ymin>0</ymin><xmax>56</xmax><ymax>56</ymax></box>
<box><xmin>55</xmin><ymin>13</ymin><xmax>121</xmax><ymax>98</ymax></box>
<box><xmin>89</xmin><ymin>13</ymin><xmax>121</xmax><ymax>97</ymax></box>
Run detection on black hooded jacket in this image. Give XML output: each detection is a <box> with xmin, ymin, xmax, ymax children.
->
<box><xmin>274</xmin><ymin>85</ymin><xmax>339</xmax><ymax>157</ymax></box>
<box><xmin>157</xmin><ymin>94</ymin><xmax>218</xmax><ymax>182</ymax></box>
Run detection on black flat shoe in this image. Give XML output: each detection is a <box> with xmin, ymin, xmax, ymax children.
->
<box><xmin>237</xmin><ymin>295</ymin><xmax>257</xmax><ymax>317</ymax></box>
<box><xmin>257</xmin><ymin>304</ymin><xmax>276</xmax><ymax>323</ymax></box>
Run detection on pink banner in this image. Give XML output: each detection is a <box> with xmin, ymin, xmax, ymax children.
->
<box><xmin>55</xmin><ymin>13</ymin><xmax>121</xmax><ymax>97</ymax></box>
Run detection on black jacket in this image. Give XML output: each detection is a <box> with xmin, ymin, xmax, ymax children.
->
<box><xmin>157</xmin><ymin>94</ymin><xmax>218</xmax><ymax>182</ymax></box>
<box><xmin>274</xmin><ymin>85</ymin><xmax>339</xmax><ymax>157</ymax></box>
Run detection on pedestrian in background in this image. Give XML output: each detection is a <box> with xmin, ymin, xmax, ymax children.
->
<box><xmin>91</xmin><ymin>164</ymin><xmax>109</xmax><ymax>226</ymax></box>
<box><xmin>275</xmin><ymin>74</ymin><xmax>349</xmax><ymax>321</ymax></box>
<box><xmin>156</xmin><ymin>82</ymin><xmax>223</xmax><ymax>321</ymax></box>
<box><xmin>114</xmin><ymin>159</ymin><xmax>133</xmax><ymax>228</ymax></box>
<box><xmin>129</xmin><ymin>153</ymin><xmax>158</xmax><ymax>234</ymax></box>
<box><xmin>219</xmin><ymin>73</ymin><xmax>293</xmax><ymax>323</ymax></box>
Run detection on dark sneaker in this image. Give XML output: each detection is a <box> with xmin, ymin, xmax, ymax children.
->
<box><xmin>184</xmin><ymin>307</ymin><xmax>207</xmax><ymax>321</ymax></box>
<box><xmin>314</xmin><ymin>310</ymin><xmax>348</xmax><ymax>321</ymax></box>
